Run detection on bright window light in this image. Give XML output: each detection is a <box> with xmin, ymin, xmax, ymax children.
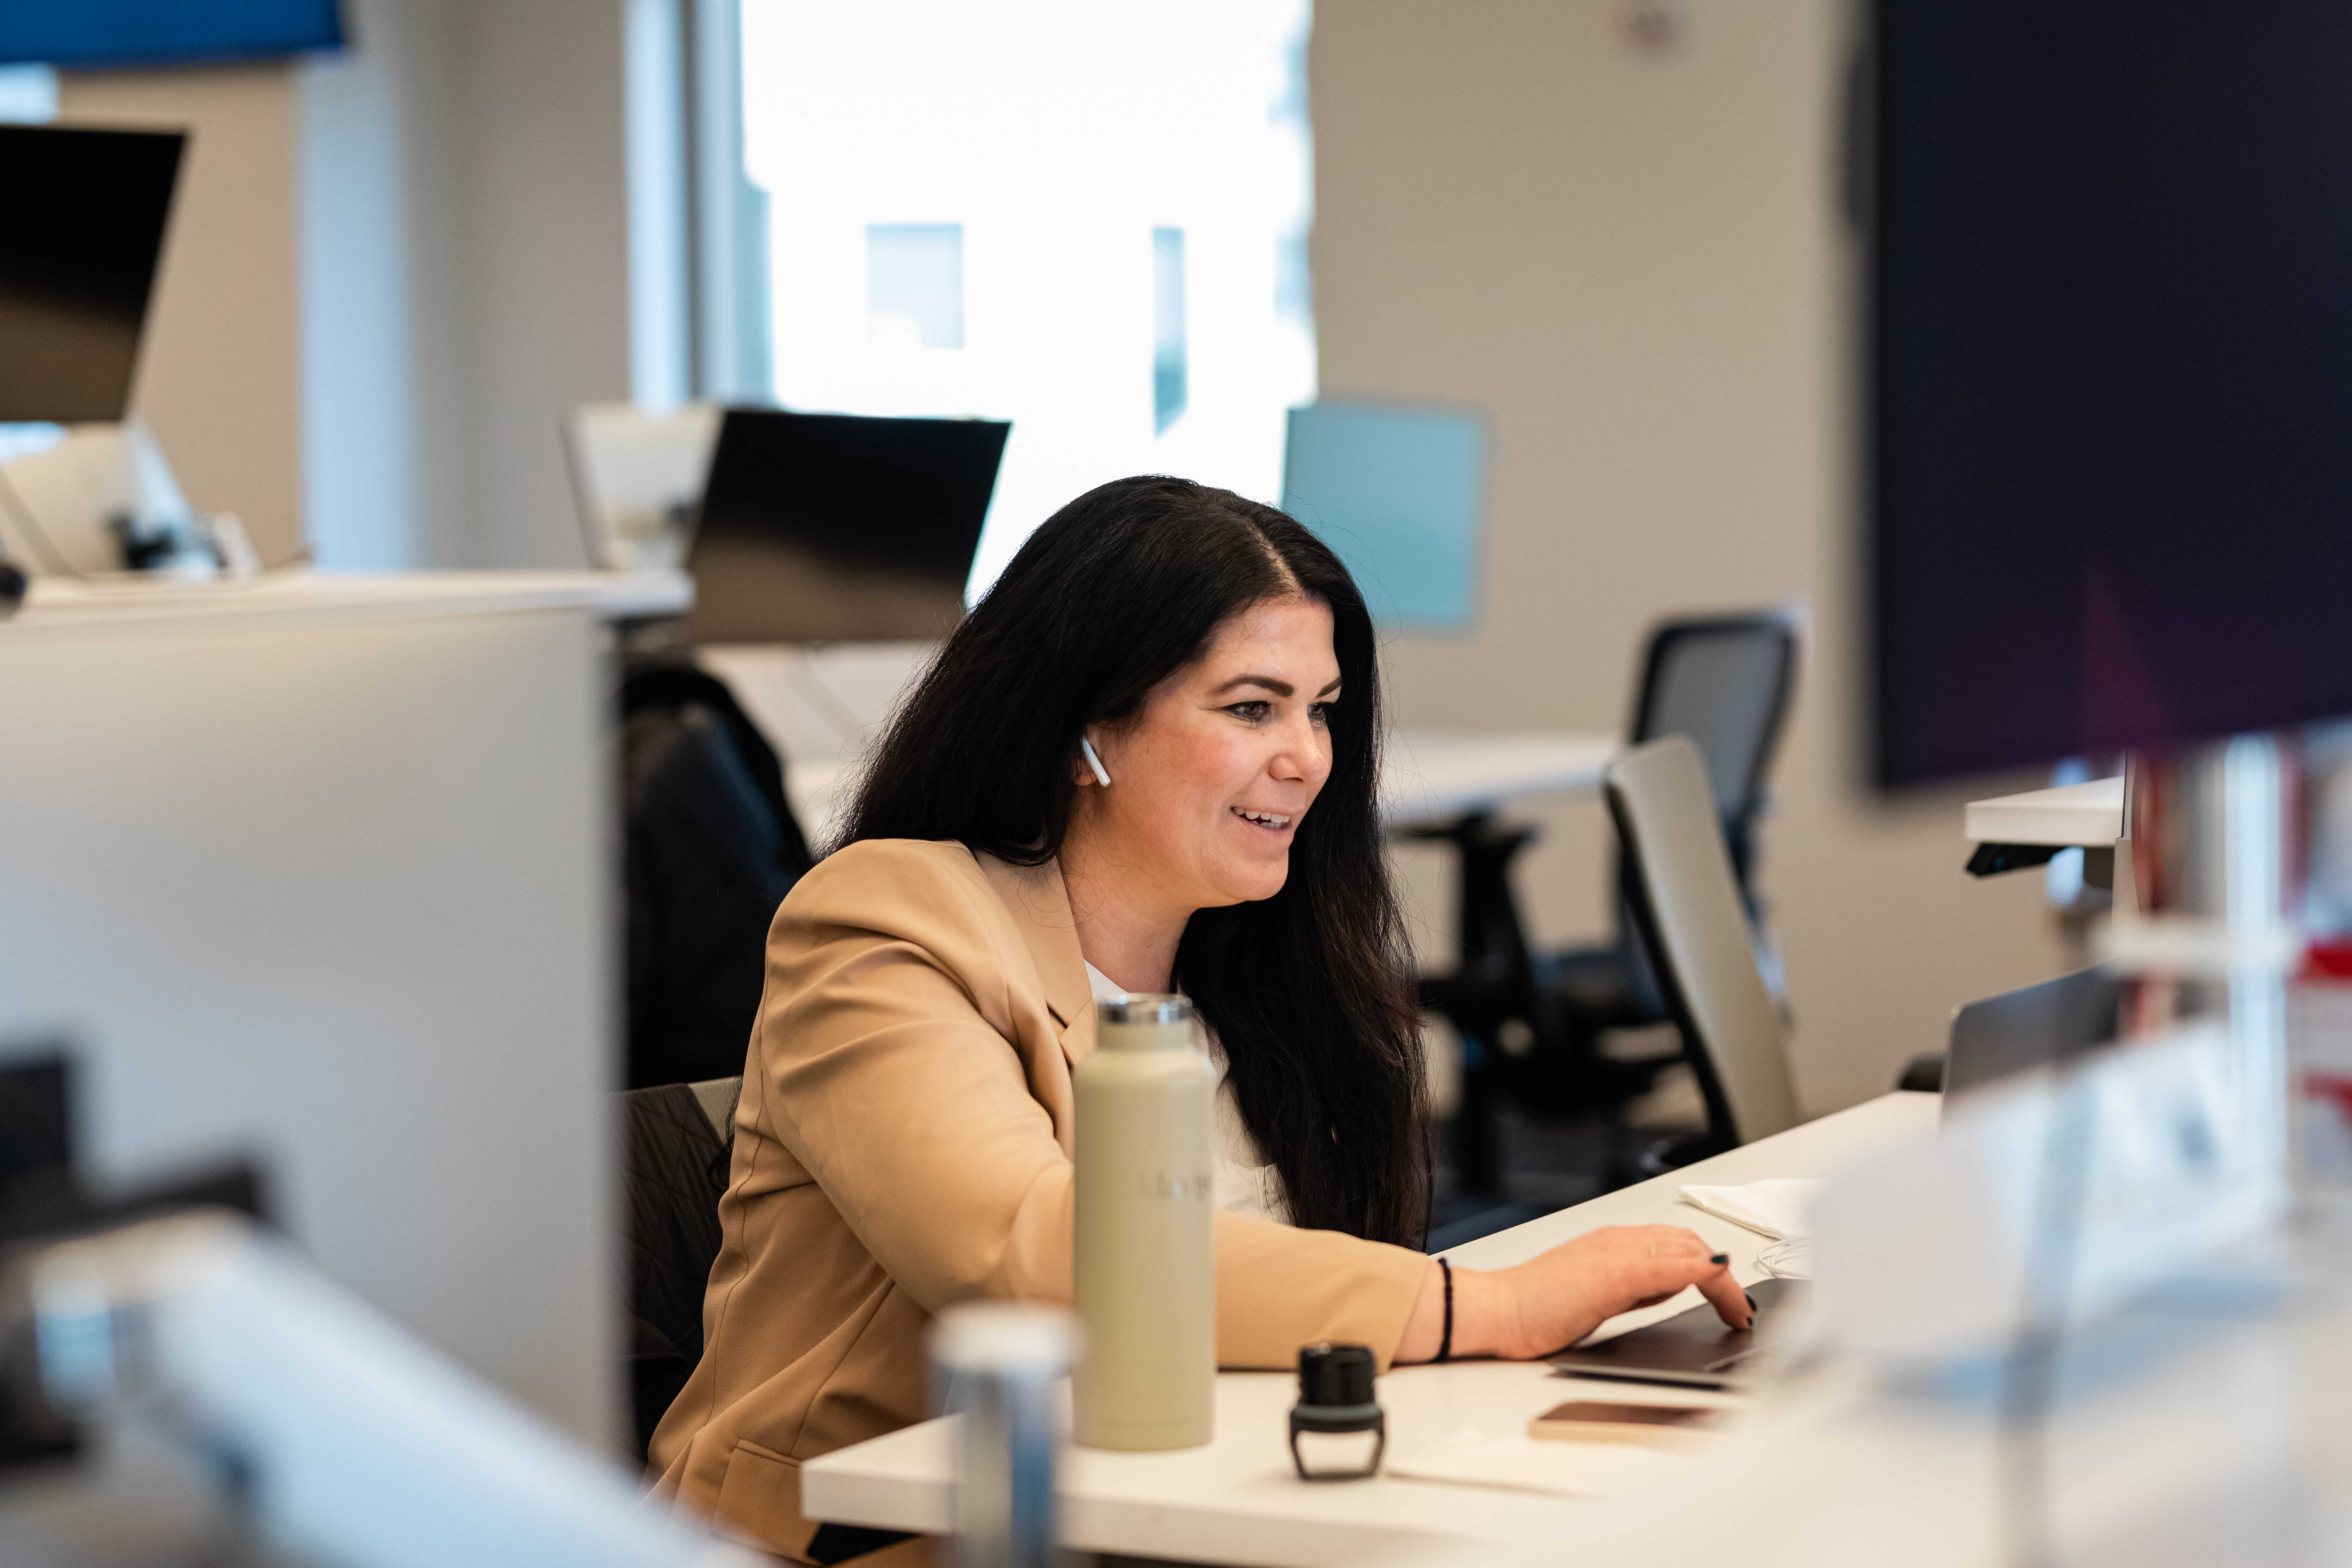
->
<box><xmin>866</xmin><ymin>223</ymin><xmax>965</xmax><ymax>351</ymax></box>
<box><xmin>739</xmin><ymin>0</ymin><xmax>1316</xmax><ymax>600</ymax></box>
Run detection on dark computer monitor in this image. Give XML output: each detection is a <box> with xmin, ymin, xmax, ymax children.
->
<box><xmin>0</xmin><ymin>124</ymin><xmax>185</xmax><ymax>424</ymax></box>
<box><xmin>1868</xmin><ymin>0</ymin><xmax>2352</xmax><ymax>786</ymax></box>
<box><xmin>682</xmin><ymin>408</ymin><xmax>1009</xmax><ymax>644</ymax></box>
<box><xmin>0</xmin><ymin>1051</ymin><xmax>70</xmax><ymax>1189</ymax></box>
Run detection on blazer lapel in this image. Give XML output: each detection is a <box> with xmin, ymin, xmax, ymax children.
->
<box><xmin>975</xmin><ymin>852</ymin><xmax>1094</xmax><ymax>1062</ymax></box>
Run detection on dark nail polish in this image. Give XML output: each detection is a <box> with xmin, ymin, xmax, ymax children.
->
<box><xmin>1745</xmin><ymin>1290</ymin><xmax>1758</xmax><ymax>1313</ymax></box>
<box><xmin>1709</xmin><ymin>1253</ymin><xmax>1729</xmax><ymax>1265</ymax></box>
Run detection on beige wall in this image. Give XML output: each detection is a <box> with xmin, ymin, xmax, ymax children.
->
<box><xmin>1312</xmin><ymin>0</ymin><xmax>2071</xmax><ymax>1112</ymax></box>
<box><xmin>50</xmin><ymin>3</ymin><xmax>634</xmax><ymax>573</ymax></box>
<box><xmin>303</xmin><ymin>0</ymin><xmax>633</xmax><ymax>570</ymax></box>
<box><xmin>57</xmin><ymin>66</ymin><xmax>308</xmax><ymax>567</ymax></box>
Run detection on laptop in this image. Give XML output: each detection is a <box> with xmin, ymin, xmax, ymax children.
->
<box><xmin>1547</xmin><ymin>1276</ymin><xmax>1806</xmax><ymax>1390</ymax></box>
<box><xmin>681</xmin><ymin>408</ymin><xmax>1010</xmax><ymax>644</ymax></box>
<box><xmin>1943</xmin><ymin>966</ymin><xmax>2120</xmax><ymax>1109</ymax></box>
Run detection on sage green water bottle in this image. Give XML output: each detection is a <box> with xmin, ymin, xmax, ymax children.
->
<box><xmin>1072</xmin><ymin>994</ymin><xmax>1216</xmax><ymax>1450</ymax></box>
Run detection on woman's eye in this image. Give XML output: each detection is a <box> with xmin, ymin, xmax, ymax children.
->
<box><xmin>1309</xmin><ymin>702</ymin><xmax>1334</xmax><ymax>727</ymax></box>
<box><xmin>1228</xmin><ymin>701</ymin><xmax>1272</xmax><ymax>722</ymax></box>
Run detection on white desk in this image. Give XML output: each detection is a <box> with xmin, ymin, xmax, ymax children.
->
<box><xmin>800</xmin><ymin>1092</ymin><xmax>1941</xmax><ymax>1567</ymax></box>
<box><xmin>1962</xmin><ymin>775</ymin><xmax>2123</xmax><ymax>847</ymax></box>
<box><xmin>1380</xmin><ymin>730</ymin><xmax>1618</xmax><ymax>827</ymax></box>
<box><xmin>15</xmin><ymin>566</ymin><xmax>691</xmax><ymax>627</ymax></box>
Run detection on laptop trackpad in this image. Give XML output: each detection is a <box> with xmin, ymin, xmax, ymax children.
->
<box><xmin>1546</xmin><ymin>1277</ymin><xmax>1808</xmax><ymax>1390</ymax></box>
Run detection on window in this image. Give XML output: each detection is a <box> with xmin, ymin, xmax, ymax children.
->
<box><xmin>738</xmin><ymin>0</ymin><xmax>1315</xmax><ymax>598</ymax></box>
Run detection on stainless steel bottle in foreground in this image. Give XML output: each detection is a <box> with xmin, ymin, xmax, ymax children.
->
<box><xmin>929</xmin><ymin>1303</ymin><xmax>1071</xmax><ymax>1568</ymax></box>
<box><xmin>1072</xmin><ymin>994</ymin><xmax>1216</xmax><ymax>1450</ymax></box>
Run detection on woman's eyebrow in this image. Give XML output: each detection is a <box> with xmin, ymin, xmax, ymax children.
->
<box><xmin>1208</xmin><ymin>674</ymin><xmax>1344</xmax><ymax>698</ymax></box>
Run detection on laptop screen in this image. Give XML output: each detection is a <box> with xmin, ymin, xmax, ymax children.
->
<box><xmin>0</xmin><ymin>125</ymin><xmax>184</xmax><ymax>424</ymax></box>
<box><xmin>683</xmin><ymin>408</ymin><xmax>1008</xmax><ymax>644</ymax></box>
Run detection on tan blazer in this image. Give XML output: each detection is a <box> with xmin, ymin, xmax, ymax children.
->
<box><xmin>646</xmin><ymin>838</ymin><xmax>1430</xmax><ymax>1559</ymax></box>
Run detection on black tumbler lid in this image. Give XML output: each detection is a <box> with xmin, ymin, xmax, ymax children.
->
<box><xmin>1296</xmin><ymin>1341</ymin><xmax>1376</xmax><ymax>1407</ymax></box>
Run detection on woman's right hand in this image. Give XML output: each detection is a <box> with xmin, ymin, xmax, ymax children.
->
<box><xmin>1398</xmin><ymin>1225</ymin><xmax>1752</xmax><ymax>1363</ymax></box>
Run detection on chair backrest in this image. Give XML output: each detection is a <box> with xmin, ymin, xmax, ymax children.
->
<box><xmin>561</xmin><ymin>401</ymin><xmax>722</xmax><ymax>571</ymax></box>
<box><xmin>1944</xmin><ymin>968</ymin><xmax>2119</xmax><ymax>1111</ymax></box>
<box><xmin>621</xmin><ymin>658</ymin><xmax>812</xmax><ymax>1090</ymax></box>
<box><xmin>1606</xmin><ymin>736</ymin><xmax>1802</xmax><ymax>1145</ymax></box>
<box><xmin>1630</xmin><ymin>614</ymin><xmax>1798</xmax><ymax>877</ymax></box>
<box><xmin>618</xmin><ymin>1075</ymin><xmax>739</xmax><ymax>1458</ymax></box>
<box><xmin>688</xmin><ymin>1074</ymin><xmax>744</xmax><ymax>1143</ymax></box>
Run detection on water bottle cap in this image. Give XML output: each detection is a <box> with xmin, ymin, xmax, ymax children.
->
<box><xmin>1095</xmin><ymin>995</ymin><xmax>1191</xmax><ymax>1028</ymax></box>
<box><xmin>1296</xmin><ymin>1341</ymin><xmax>1377</xmax><ymax>1408</ymax></box>
<box><xmin>929</xmin><ymin>1303</ymin><xmax>1075</xmax><ymax>1376</ymax></box>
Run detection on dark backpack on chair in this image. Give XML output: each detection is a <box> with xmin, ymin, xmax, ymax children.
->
<box><xmin>621</xmin><ymin>658</ymin><xmax>814</xmax><ymax>1090</ymax></box>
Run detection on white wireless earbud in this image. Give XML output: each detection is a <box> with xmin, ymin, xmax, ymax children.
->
<box><xmin>1080</xmin><ymin>736</ymin><xmax>1113</xmax><ymax>787</ymax></box>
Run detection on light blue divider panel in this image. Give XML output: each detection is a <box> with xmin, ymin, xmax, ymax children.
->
<box><xmin>1281</xmin><ymin>400</ymin><xmax>1486</xmax><ymax>632</ymax></box>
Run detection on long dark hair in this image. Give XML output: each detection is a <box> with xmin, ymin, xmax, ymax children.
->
<box><xmin>840</xmin><ymin>475</ymin><xmax>1428</xmax><ymax>1246</ymax></box>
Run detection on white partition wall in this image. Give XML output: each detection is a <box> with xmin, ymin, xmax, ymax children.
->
<box><xmin>0</xmin><ymin>587</ymin><xmax>617</xmax><ymax>1444</ymax></box>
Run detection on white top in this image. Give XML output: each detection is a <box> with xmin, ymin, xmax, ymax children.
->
<box><xmin>1083</xmin><ymin>963</ymin><xmax>1290</xmax><ymax>1225</ymax></box>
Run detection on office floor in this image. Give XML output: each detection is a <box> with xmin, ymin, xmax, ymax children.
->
<box><xmin>1424</xmin><ymin>1043</ymin><xmax>1708</xmax><ymax>1252</ymax></box>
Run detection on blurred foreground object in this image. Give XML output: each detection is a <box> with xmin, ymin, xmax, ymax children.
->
<box><xmin>1866</xmin><ymin>0</ymin><xmax>2352</xmax><ymax>785</ymax></box>
<box><xmin>0</xmin><ymin>1209</ymin><xmax>758</xmax><ymax>1568</ymax></box>
<box><xmin>930</xmin><ymin>1304</ymin><xmax>1071</xmax><ymax>1568</ymax></box>
<box><xmin>1288</xmin><ymin>1343</ymin><xmax>1384</xmax><ymax>1481</ymax></box>
<box><xmin>0</xmin><ymin>573</ymin><xmax>650</xmax><ymax>1441</ymax></box>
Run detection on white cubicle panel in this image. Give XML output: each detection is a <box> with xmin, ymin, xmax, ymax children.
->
<box><xmin>0</xmin><ymin>591</ymin><xmax>618</xmax><ymax>1445</ymax></box>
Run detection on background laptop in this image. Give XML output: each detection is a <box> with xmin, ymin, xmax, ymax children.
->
<box><xmin>682</xmin><ymin>408</ymin><xmax>1010</xmax><ymax>644</ymax></box>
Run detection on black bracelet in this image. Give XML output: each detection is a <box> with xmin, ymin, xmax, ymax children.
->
<box><xmin>1435</xmin><ymin>1257</ymin><xmax>1454</xmax><ymax>1364</ymax></box>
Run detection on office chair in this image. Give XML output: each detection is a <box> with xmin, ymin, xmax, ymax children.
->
<box><xmin>622</xmin><ymin>655</ymin><xmax>814</xmax><ymax>1090</ymax></box>
<box><xmin>1418</xmin><ymin>613</ymin><xmax>1796</xmax><ymax>1192</ymax></box>
<box><xmin>1535</xmin><ymin>613</ymin><xmax>1797</xmax><ymax>1089</ymax></box>
<box><xmin>619</xmin><ymin>1074</ymin><xmax>741</xmax><ymax>1460</ymax></box>
<box><xmin>1607</xmin><ymin>736</ymin><xmax>1801</xmax><ymax>1161</ymax></box>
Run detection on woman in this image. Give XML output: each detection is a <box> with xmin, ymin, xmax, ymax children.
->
<box><xmin>649</xmin><ymin>476</ymin><xmax>1747</xmax><ymax>1560</ymax></box>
